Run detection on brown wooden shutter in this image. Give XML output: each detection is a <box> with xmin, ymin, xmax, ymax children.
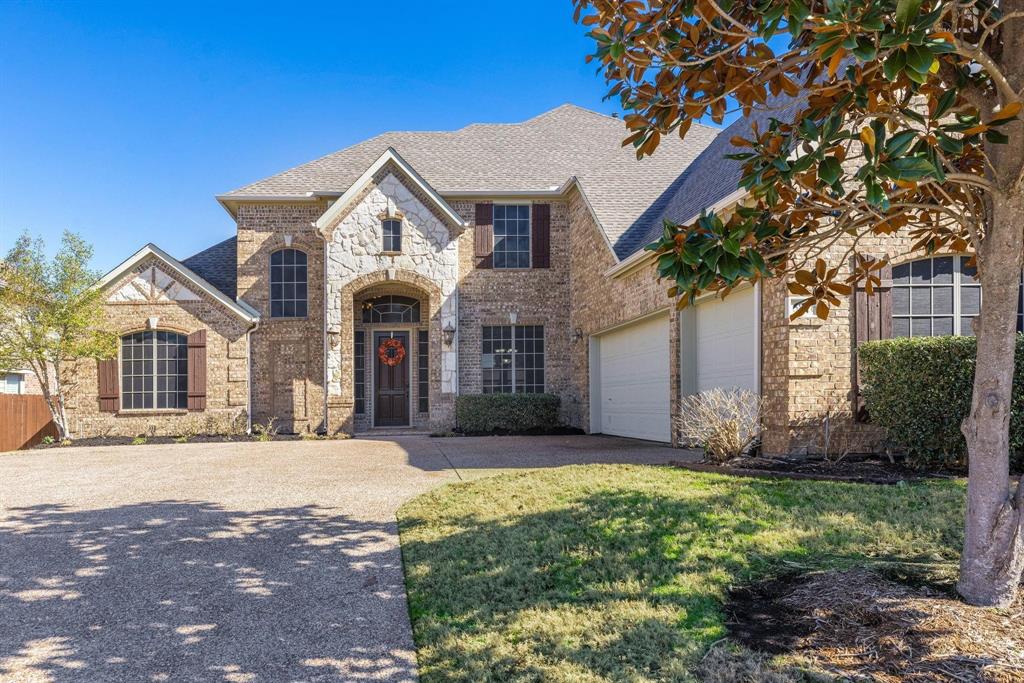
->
<box><xmin>852</xmin><ymin>263</ymin><xmax>893</xmax><ymax>420</ymax></box>
<box><xmin>187</xmin><ymin>330</ymin><xmax>207</xmax><ymax>411</ymax></box>
<box><xmin>474</xmin><ymin>203</ymin><xmax>493</xmax><ymax>269</ymax></box>
<box><xmin>97</xmin><ymin>358</ymin><xmax>119</xmax><ymax>412</ymax></box>
<box><xmin>532</xmin><ymin>203</ymin><xmax>550</xmax><ymax>268</ymax></box>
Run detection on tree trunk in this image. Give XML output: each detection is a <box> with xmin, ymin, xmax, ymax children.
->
<box><xmin>958</xmin><ymin>195</ymin><xmax>1024</xmax><ymax>607</ymax></box>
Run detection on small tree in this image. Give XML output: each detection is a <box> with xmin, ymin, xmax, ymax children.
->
<box><xmin>0</xmin><ymin>232</ymin><xmax>116</xmax><ymax>439</ymax></box>
<box><xmin>575</xmin><ymin>0</ymin><xmax>1024</xmax><ymax>606</ymax></box>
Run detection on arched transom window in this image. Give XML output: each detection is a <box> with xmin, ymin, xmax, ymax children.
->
<box><xmin>121</xmin><ymin>330</ymin><xmax>188</xmax><ymax>409</ymax></box>
<box><xmin>891</xmin><ymin>255</ymin><xmax>1024</xmax><ymax>337</ymax></box>
<box><xmin>270</xmin><ymin>248</ymin><xmax>307</xmax><ymax>318</ymax></box>
<box><xmin>361</xmin><ymin>295</ymin><xmax>421</xmax><ymax>324</ymax></box>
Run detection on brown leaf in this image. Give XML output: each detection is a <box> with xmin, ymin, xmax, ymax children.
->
<box><xmin>815</xmin><ymin>300</ymin><xmax>830</xmax><ymax>320</ymax></box>
<box><xmin>991</xmin><ymin>101</ymin><xmax>1022</xmax><ymax>122</ymax></box>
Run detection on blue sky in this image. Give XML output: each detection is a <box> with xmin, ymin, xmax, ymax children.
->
<box><xmin>0</xmin><ymin>1</ymin><xmax>727</xmax><ymax>272</ymax></box>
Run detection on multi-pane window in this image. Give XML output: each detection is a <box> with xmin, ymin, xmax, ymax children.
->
<box><xmin>362</xmin><ymin>295</ymin><xmax>421</xmax><ymax>324</ymax></box>
<box><xmin>418</xmin><ymin>330</ymin><xmax>429</xmax><ymax>413</ymax></box>
<box><xmin>891</xmin><ymin>255</ymin><xmax>1024</xmax><ymax>337</ymax></box>
<box><xmin>481</xmin><ymin>325</ymin><xmax>544</xmax><ymax>393</ymax></box>
<box><xmin>382</xmin><ymin>219</ymin><xmax>402</xmax><ymax>252</ymax></box>
<box><xmin>493</xmin><ymin>204</ymin><xmax>531</xmax><ymax>269</ymax></box>
<box><xmin>121</xmin><ymin>331</ymin><xmax>188</xmax><ymax>410</ymax></box>
<box><xmin>270</xmin><ymin>249</ymin><xmax>308</xmax><ymax>318</ymax></box>
<box><xmin>354</xmin><ymin>331</ymin><xmax>366</xmax><ymax>415</ymax></box>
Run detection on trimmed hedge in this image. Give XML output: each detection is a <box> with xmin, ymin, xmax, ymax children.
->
<box><xmin>455</xmin><ymin>393</ymin><xmax>561</xmax><ymax>434</ymax></box>
<box><xmin>859</xmin><ymin>335</ymin><xmax>1024</xmax><ymax>471</ymax></box>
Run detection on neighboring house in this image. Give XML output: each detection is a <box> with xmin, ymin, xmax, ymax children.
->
<box><xmin>65</xmin><ymin>103</ymin><xmax>976</xmax><ymax>453</ymax></box>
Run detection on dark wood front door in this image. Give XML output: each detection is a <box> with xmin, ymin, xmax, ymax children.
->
<box><xmin>374</xmin><ymin>331</ymin><xmax>410</xmax><ymax>426</ymax></box>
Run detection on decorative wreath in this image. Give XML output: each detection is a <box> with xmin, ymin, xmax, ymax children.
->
<box><xmin>377</xmin><ymin>337</ymin><xmax>406</xmax><ymax>367</ymax></box>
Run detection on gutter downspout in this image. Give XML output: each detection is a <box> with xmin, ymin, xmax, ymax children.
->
<box><xmin>321</xmin><ymin>230</ymin><xmax>330</xmax><ymax>434</ymax></box>
<box><xmin>245</xmin><ymin>318</ymin><xmax>259</xmax><ymax>435</ymax></box>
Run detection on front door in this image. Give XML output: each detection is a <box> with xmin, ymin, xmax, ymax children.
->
<box><xmin>374</xmin><ymin>331</ymin><xmax>410</xmax><ymax>426</ymax></box>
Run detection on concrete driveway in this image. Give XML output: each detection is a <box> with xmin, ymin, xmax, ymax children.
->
<box><xmin>0</xmin><ymin>435</ymin><xmax>686</xmax><ymax>682</ymax></box>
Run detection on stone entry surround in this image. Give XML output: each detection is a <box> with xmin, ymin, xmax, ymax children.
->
<box><xmin>323</xmin><ymin>167</ymin><xmax>461</xmax><ymax>434</ymax></box>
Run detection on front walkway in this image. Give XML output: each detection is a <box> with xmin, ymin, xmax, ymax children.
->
<box><xmin>0</xmin><ymin>435</ymin><xmax>691</xmax><ymax>682</ymax></box>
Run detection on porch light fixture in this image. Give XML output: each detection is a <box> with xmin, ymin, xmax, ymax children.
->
<box><xmin>443</xmin><ymin>321</ymin><xmax>457</xmax><ymax>347</ymax></box>
<box><xmin>572</xmin><ymin>327</ymin><xmax>584</xmax><ymax>343</ymax></box>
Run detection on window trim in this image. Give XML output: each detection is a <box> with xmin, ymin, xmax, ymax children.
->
<box><xmin>381</xmin><ymin>218</ymin><xmax>403</xmax><ymax>253</ymax></box>
<box><xmin>269</xmin><ymin>248</ymin><xmax>309</xmax><ymax>319</ymax></box>
<box><xmin>119</xmin><ymin>330</ymin><xmax>189</xmax><ymax>411</ymax></box>
<box><xmin>491</xmin><ymin>202</ymin><xmax>532</xmax><ymax>270</ymax></box>
<box><xmin>481</xmin><ymin>324</ymin><xmax>545</xmax><ymax>394</ymax></box>
<box><xmin>2</xmin><ymin>372</ymin><xmax>24</xmax><ymax>395</ymax></box>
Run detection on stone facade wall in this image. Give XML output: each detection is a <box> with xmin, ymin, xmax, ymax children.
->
<box><xmin>451</xmin><ymin>198</ymin><xmax>574</xmax><ymax>422</ymax></box>
<box><xmin>566</xmin><ymin>187</ymin><xmax>681</xmax><ymax>440</ymax></box>
<box><xmin>235</xmin><ymin>201</ymin><xmax>327</xmax><ymax>433</ymax></box>
<box><xmin>66</xmin><ymin>254</ymin><xmax>250</xmax><ymax>438</ymax></box>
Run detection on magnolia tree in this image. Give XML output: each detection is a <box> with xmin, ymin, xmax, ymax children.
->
<box><xmin>0</xmin><ymin>232</ymin><xmax>116</xmax><ymax>439</ymax></box>
<box><xmin>574</xmin><ymin>0</ymin><xmax>1024</xmax><ymax>606</ymax></box>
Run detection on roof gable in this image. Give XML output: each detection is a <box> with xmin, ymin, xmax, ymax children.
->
<box><xmin>96</xmin><ymin>243</ymin><xmax>259</xmax><ymax>323</ymax></box>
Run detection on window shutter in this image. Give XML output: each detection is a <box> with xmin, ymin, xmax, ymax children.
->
<box><xmin>852</xmin><ymin>263</ymin><xmax>893</xmax><ymax>419</ymax></box>
<box><xmin>474</xmin><ymin>203</ymin><xmax>493</xmax><ymax>269</ymax></box>
<box><xmin>187</xmin><ymin>329</ymin><xmax>207</xmax><ymax>411</ymax></box>
<box><xmin>97</xmin><ymin>358</ymin><xmax>119</xmax><ymax>412</ymax></box>
<box><xmin>532</xmin><ymin>203</ymin><xmax>550</xmax><ymax>268</ymax></box>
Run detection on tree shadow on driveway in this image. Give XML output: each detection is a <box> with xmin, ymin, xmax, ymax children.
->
<box><xmin>0</xmin><ymin>502</ymin><xmax>416</xmax><ymax>682</ymax></box>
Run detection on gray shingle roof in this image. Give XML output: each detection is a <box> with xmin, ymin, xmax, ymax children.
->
<box><xmin>222</xmin><ymin>104</ymin><xmax>720</xmax><ymax>259</ymax></box>
<box><xmin>628</xmin><ymin>95</ymin><xmax>808</xmax><ymax>255</ymax></box>
<box><xmin>182</xmin><ymin>236</ymin><xmax>237</xmax><ymax>299</ymax></box>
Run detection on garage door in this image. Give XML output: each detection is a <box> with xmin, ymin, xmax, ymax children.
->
<box><xmin>695</xmin><ymin>287</ymin><xmax>758</xmax><ymax>393</ymax></box>
<box><xmin>592</xmin><ymin>313</ymin><xmax>671</xmax><ymax>442</ymax></box>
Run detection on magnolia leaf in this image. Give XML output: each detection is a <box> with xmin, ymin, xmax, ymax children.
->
<box><xmin>894</xmin><ymin>0</ymin><xmax>923</xmax><ymax>33</ymax></box>
<box><xmin>991</xmin><ymin>101</ymin><xmax>1022</xmax><ymax>123</ymax></box>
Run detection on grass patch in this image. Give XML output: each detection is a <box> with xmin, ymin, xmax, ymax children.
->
<box><xmin>397</xmin><ymin>465</ymin><xmax>965</xmax><ymax>682</ymax></box>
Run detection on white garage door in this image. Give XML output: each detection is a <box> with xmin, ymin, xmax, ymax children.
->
<box><xmin>592</xmin><ymin>313</ymin><xmax>671</xmax><ymax>442</ymax></box>
<box><xmin>695</xmin><ymin>287</ymin><xmax>759</xmax><ymax>393</ymax></box>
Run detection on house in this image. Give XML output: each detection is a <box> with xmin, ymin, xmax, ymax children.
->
<box><xmin>66</xmin><ymin>103</ymin><xmax>954</xmax><ymax>453</ymax></box>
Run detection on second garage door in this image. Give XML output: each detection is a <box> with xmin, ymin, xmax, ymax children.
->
<box><xmin>694</xmin><ymin>286</ymin><xmax>759</xmax><ymax>393</ymax></box>
<box><xmin>592</xmin><ymin>312</ymin><xmax>671</xmax><ymax>442</ymax></box>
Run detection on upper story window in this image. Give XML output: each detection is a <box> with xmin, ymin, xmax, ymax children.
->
<box><xmin>121</xmin><ymin>330</ymin><xmax>188</xmax><ymax>410</ymax></box>
<box><xmin>382</xmin><ymin>219</ymin><xmax>402</xmax><ymax>253</ymax></box>
<box><xmin>493</xmin><ymin>204</ymin><xmax>531</xmax><ymax>269</ymax></box>
<box><xmin>891</xmin><ymin>255</ymin><xmax>1024</xmax><ymax>338</ymax></box>
<box><xmin>361</xmin><ymin>295</ymin><xmax>421</xmax><ymax>324</ymax></box>
<box><xmin>270</xmin><ymin>248</ymin><xmax>307</xmax><ymax>318</ymax></box>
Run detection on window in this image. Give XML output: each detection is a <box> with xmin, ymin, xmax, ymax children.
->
<box><xmin>891</xmin><ymin>255</ymin><xmax>1024</xmax><ymax>337</ymax></box>
<box><xmin>2</xmin><ymin>373</ymin><xmax>24</xmax><ymax>395</ymax></box>
<box><xmin>481</xmin><ymin>325</ymin><xmax>544</xmax><ymax>393</ymax></box>
<box><xmin>382</xmin><ymin>219</ymin><xmax>402</xmax><ymax>252</ymax></box>
<box><xmin>354</xmin><ymin>331</ymin><xmax>366</xmax><ymax>415</ymax></box>
<box><xmin>493</xmin><ymin>204</ymin><xmax>531</xmax><ymax>268</ymax></box>
<box><xmin>361</xmin><ymin>295</ymin><xmax>421</xmax><ymax>324</ymax></box>
<box><xmin>121</xmin><ymin>331</ymin><xmax>188</xmax><ymax>410</ymax></box>
<box><xmin>270</xmin><ymin>249</ymin><xmax>308</xmax><ymax>318</ymax></box>
<box><xmin>418</xmin><ymin>330</ymin><xmax>429</xmax><ymax>413</ymax></box>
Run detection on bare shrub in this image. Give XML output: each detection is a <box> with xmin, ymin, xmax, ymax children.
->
<box><xmin>676</xmin><ymin>388</ymin><xmax>762</xmax><ymax>463</ymax></box>
<box><xmin>252</xmin><ymin>417</ymin><xmax>278</xmax><ymax>442</ymax></box>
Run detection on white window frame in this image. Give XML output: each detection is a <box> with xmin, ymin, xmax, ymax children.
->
<box><xmin>891</xmin><ymin>255</ymin><xmax>982</xmax><ymax>338</ymax></box>
<box><xmin>382</xmin><ymin>218</ymin><xmax>403</xmax><ymax>253</ymax></box>
<box><xmin>492</xmin><ymin>202</ymin><xmax>532</xmax><ymax>269</ymax></box>
<box><xmin>2</xmin><ymin>372</ymin><xmax>24</xmax><ymax>395</ymax></box>
<box><xmin>481</xmin><ymin>324</ymin><xmax>545</xmax><ymax>393</ymax></box>
<box><xmin>119</xmin><ymin>331</ymin><xmax>189</xmax><ymax>411</ymax></box>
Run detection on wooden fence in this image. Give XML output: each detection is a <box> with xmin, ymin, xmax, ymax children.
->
<box><xmin>0</xmin><ymin>395</ymin><xmax>58</xmax><ymax>452</ymax></box>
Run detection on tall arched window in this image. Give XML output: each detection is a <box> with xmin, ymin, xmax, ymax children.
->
<box><xmin>891</xmin><ymin>255</ymin><xmax>1023</xmax><ymax>337</ymax></box>
<box><xmin>121</xmin><ymin>330</ymin><xmax>188</xmax><ymax>409</ymax></box>
<box><xmin>270</xmin><ymin>248</ymin><xmax>307</xmax><ymax>318</ymax></box>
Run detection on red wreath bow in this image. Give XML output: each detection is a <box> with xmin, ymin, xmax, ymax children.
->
<box><xmin>377</xmin><ymin>337</ymin><xmax>406</xmax><ymax>367</ymax></box>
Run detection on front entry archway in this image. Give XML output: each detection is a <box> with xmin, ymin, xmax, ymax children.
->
<box><xmin>374</xmin><ymin>331</ymin><xmax>411</xmax><ymax>427</ymax></box>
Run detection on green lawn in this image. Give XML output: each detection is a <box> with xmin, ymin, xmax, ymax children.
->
<box><xmin>397</xmin><ymin>464</ymin><xmax>965</xmax><ymax>682</ymax></box>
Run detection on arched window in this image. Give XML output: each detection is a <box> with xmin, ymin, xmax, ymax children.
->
<box><xmin>270</xmin><ymin>249</ymin><xmax>307</xmax><ymax>318</ymax></box>
<box><xmin>891</xmin><ymin>255</ymin><xmax>1024</xmax><ymax>337</ymax></box>
<box><xmin>121</xmin><ymin>330</ymin><xmax>188</xmax><ymax>409</ymax></box>
<box><xmin>382</xmin><ymin>219</ymin><xmax>402</xmax><ymax>252</ymax></box>
<box><xmin>361</xmin><ymin>295</ymin><xmax>421</xmax><ymax>323</ymax></box>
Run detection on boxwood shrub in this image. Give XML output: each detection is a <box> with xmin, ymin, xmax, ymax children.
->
<box><xmin>859</xmin><ymin>335</ymin><xmax>1024</xmax><ymax>471</ymax></box>
<box><xmin>455</xmin><ymin>393</ymin><xmax>561</xmax><ymax>435</ymax></box>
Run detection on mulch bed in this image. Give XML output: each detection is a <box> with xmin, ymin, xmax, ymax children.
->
<box><xmin>723</xmin><ymin>569</ymin><xmax>1024</xmax><ymax>682</ymax></box>
<box><xmin>31</xmin><ymin>434</ymin><xmax>310</xmax><ymax>449</ymax></box>
<box><xmin>670</xmin><ymin>452</ymin><xmax>961</xmax><ymax>484</ymax></box>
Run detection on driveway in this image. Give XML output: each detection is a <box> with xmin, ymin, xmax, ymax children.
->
<box><xmin>0</xmin><ymin>435</ymin><xmax>688</xmax><ymax>682</ymax></box>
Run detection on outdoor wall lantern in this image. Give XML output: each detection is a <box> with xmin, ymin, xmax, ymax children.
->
<box><xmin>443</xmin><ymin>321</ymin><xmax>457</xmax><ymax>347</ymax></box>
